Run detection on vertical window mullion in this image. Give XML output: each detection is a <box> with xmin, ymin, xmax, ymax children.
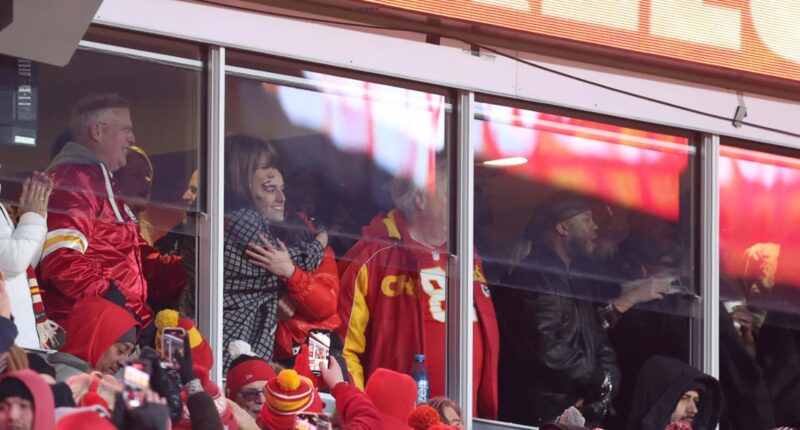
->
<box><xmin>197</xmin><ymin>45</ymin><xmax>226</xmax><ymax>386</ymax></box>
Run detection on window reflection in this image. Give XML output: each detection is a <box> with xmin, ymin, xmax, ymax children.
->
<box><xmin>224</xmin><ymin>63</ymin><xmax>500</xmax><ymax>418</ymax></box>
<box><xmin>476</xmin><ymin>102</ymin><xmax>697</xmax><ymax>428</ymax></box>
<box><xmin>719</xmin><ymin>145</ymin><xmax>800</xmax><ymax>429</ymax></box>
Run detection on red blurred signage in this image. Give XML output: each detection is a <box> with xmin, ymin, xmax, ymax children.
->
<box><xmin>357</xmin><ymin>0</ymin><xmax>800</xmax><ymax>83</ymax></box>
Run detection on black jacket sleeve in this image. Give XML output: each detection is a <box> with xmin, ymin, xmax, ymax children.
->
<box><xmin>525</xmin><ymin>289</ymin><xmax>606</xmax><ymax>388</ymax></box>
<box><xmin>0</xmin><ymin>317</ymin><xmax>18</xmax><ymax>354</ymax></box>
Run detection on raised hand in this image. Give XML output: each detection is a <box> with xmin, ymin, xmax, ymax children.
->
<box><xmin>18</xmin><ymin>172</ymin><xmax>52</xmax><ymax>218</ymax></box>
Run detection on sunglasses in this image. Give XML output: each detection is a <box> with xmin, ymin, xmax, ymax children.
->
<box><xmin>239</xmin><ymin>388</ymin><xmax>266</xmax><ymax>402</ymax></box>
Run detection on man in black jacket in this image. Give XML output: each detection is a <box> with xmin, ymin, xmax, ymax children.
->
<box><xmin>496</xmin><ymin>192</ymin><xmax>620</xmax><ymax>426</ymax></box>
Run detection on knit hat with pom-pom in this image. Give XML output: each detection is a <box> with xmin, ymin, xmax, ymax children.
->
<box><xmin>154</xmin><ymin>309</ymin><xmax>213</xmax><ymax>372</ymax></box>
<box><xmin>408</xmin><ymin>405</ymin><xmax>442</xmax><ymax>430</ymax></box>
<box><xmin>258</xmin><ymin>369</ymin><xmax>323</xmax><ymax>430</ymax></box>
<box><xmin>225</xmin><ymin>340</ymin><xmax>276</xmax><ymax>400</ymax></box>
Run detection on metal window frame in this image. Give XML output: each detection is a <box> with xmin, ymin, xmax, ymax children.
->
<box><xmin>448</xmin><ymin>90</ymin><xmax>476</xmax><ymax>429</ymax></box>
<box><xmin>700</xmin><ymin>133</ymin><xmax>721</xmax><ymax>378</ymax></box>
<box><xmin>196</xmin><ymin>45</ymin><xmax>226</xmax><ymax>385</ymax></box>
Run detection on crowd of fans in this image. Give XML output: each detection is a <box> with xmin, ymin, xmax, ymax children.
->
<box><xmin>0</xmin><ymin>91</ymin><xmax>796</xmax><ymax>430</ymax></box>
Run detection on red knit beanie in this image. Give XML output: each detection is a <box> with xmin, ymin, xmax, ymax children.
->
<box><xmin>226</xmin><ymin>340</ymin><xmax>276</xmax><ymax>400</ymax></box>
<box><xmin>258</xmin><ymin>369</ymin><xmax>323</xmax><ymax>430</ymax></box>
<box><xmin>56</xmin><ymin>410</ymin><xmax>117</xmax><ymax>430</ymax></box>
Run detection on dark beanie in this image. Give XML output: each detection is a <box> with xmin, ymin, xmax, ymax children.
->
<box><xmin>527</xmin><ymin>192</ymin><xmax>593</xmax><ymax>237</ymax></box>
<box><xmin>51</xmin><ymin>382</ymin><xmax>76</xmax><ymax>408</ymax></box>
<box><xmin>0</xmin><ymin>377</ymin><xmax>33</xmax><ymax>402</ymax></box>
<box><xmin>27</xmin><ymin>353</ymin><xmax>56</xmax><ymax>380</ymax></box>
<box><xmin>117</xmin><ymin>326</ymin><xmax>137</xmax><ymax>345</ymax></box>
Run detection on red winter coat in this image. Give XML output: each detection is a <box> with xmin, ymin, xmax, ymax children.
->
<box><xmin>40</xmin><ymin>142</ymin><xmax>185</xmax><ymax>326</ymax></box>
<box><xmin>274</xmin><ymin>246</ymin><xmax>341</xmax><ymax>360</ymax></box>
<box><xmin>337</xmin><ymin>210</ymin><xmax>499</xmax><ymax>419</ymax></box>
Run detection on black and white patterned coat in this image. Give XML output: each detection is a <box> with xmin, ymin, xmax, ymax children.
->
<box><xmin>222</xmin><ymin>208</ymin><xmax>323</xmax><ymax>370</ymax></box>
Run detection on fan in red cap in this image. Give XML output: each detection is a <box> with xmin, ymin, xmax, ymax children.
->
<box><xmin>226</xmin><ymin>340</ymin><xmax>276</xmax><ymax>418</ymax></box>
<box><xmin>257</xmin><ymin>369</ymin><xmax>323</xmax><ymax>430</ymax></box>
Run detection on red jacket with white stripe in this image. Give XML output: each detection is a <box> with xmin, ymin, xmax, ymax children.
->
<box><xmin>38</xmin><ymin>142</ymin><xmax>185</xmax><ymax>327</ymax></box>
<box><xmin>337</xmin><ymin>210</ymin><xmax>499</xmax><ymax>419</ymax></box>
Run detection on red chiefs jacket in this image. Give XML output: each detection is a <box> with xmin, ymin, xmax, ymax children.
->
<box><xmin>337</xmin><ymin>210</ymin><xmax>499</xmax><ymax>419</ymax></box>
<box><xmin>39</xmin><ymin>142</ymin><xmax>185</xmax><ymax>327</ymax></box>
<box><xmin>274</xmin><ymin>245</ymin><xmax>341</xmax><ymax>360</ymax></box>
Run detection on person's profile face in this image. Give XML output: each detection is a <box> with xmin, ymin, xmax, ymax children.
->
<box><xmin>442</xmin><ymin>405</ymin><xmax>463</xmax><ymax>428</ymax></box>
<box><xmin>415</xmin><ymin>178</ymin><xmax>449</xmax><ymax>247</ymax></box>
<box><xmin>0</xmin><ymin>396</ymin><xmax>34</xmax><ymax>430</ymax></box>
<box><xmin>250</xmin><ymin>160</ymin><xmax>286</xmax><ymax>223</ymax></box>
<box><xmin>182</xmin><ymin>170</ymin><xmax>200</xmax><ymax>208</ymax></box>
<box><xmin>235</xmin><ymin>380</ymin><xmax>267</xmax><ymax>418</ymax></box>
<box><xmin>96</xmin><ymin>341</ymin><xmax>134</xmax><ymax>375</ymax></box>
<box><xmin>670</xmin><ymin>390</ymin><xmax>699</xmax><ymax>425</ymax></box>
<box><xmin>562</xmin><ymin>210</ymin><xmax>598</xmax><ymax>259</ymax></box>
<box><xmin>95</xmin><ymin>108</ymin><xmax>135</xmax><ymax>172</ymax></box>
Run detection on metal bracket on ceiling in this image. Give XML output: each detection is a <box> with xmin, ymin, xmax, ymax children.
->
<box><xmin>732</xmin><ymin>91</ymin><xmax>747</xmax><ymax>128</ymax></box>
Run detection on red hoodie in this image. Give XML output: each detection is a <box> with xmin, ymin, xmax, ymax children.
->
<box><xmin>337</xmin><ymin>210</ymin><xmax>500</xmax><ymax>419</ymax></box>
<box><xmin>1</xmin><ymin>369</ymin><xmax>55</xmax><ymax>430</ymax></box>
<box><xmin>331</xmin><ymin>382</ymin><xmax>382</xmax><ymax>429</ymax></box>
<box><xmin>61</xmin><ymin>296</ymin><xmax>138</xmax><ymax>369</ymax></box>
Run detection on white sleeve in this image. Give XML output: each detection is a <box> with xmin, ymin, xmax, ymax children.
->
<box><xmin>0</xmin><ymin>210</ymin><xmax>47</xmax><ymax>275</ymax></box>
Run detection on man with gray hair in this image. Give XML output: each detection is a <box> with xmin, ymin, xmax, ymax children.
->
<box><xmin>37</xmin><ymin>93</ymin><xmax>185</xmax><ymax>333</ymax></box>
<box><xmin>336</xmin><ymin>161</ymin><xmax>501</xmax><ymax>419</ymax></box>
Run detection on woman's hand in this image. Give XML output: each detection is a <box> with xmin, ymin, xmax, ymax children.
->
<box><xmin>245</xmin><ymin>235</ymin><xmax>296</xmax><ymax>278</ymax></box>
<box><xmin>18</xmin><ymin>172</ymin><xmax>52</xmax><ymax>218</ymax></box>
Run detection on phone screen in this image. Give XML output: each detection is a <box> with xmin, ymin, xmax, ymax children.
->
<box><xmin>294</xmin><ymin>413</ymin><xmax>330</xmax><ymax>430</ymax></box>
<box><xmin>307</xmin><ymin>330</ymin><xmax>331</xmax><ymax>375</ymax></box>
<box><xmin>160</xmin><ymin>327</ymin><xmax>186</xmax><ymax>368</ymax></box>
<box><xmin>122</xmin><ymin>361</ymin><xmax>151</xmax><ymax>408</ymax></box>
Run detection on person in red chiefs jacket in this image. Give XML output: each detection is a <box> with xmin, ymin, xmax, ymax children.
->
<box><xmin>38</xmin><ymin>93</ymin><xmax>185</xmax><ymax>331</ymax></box>
<box><xmin>336</xmin><ymin>167</ymin><xmax>500</xmax><ymax>419</ymax></box>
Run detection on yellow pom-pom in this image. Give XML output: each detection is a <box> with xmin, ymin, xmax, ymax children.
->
<box><xmin>276</xmin><ymin>369</ymin><xmax>301</xmax><ymax>391</ymax></box>
<box><xmin>155</xmin><ymin>309</ymin><xmax>179</xmax><ymax>329</ymax></box>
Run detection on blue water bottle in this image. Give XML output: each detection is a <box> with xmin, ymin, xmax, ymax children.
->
<box><xmin>411</xmin><ymin>354</ymin><xmax>429</xmax><ymax>405</ymax></box>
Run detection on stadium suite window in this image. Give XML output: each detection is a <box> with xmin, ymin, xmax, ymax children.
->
<box><xmin>473</xmin><ymin>99</ymin><xmax>699</xmax><ymax>428</ymax></box>
<box><xmin>0</xmin><ymin>35</ymin><xmax>203</xmax><ymax>339</ymax></box>
<box><xmin>222</xmin><ymin>54</ymin><xmax>496</xmax><ymax>424</ymax></box>
<box><xmin>718</xmin><ymin>141</ymin><xmax>800</xmax><ymax>429</ymax></box>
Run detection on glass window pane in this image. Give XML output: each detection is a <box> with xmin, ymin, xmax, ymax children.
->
<box><xmin>475</xmin><ymin>101</ymin><xmax>698</xmax><ymax>428</ymax></box>
<box><xmin>0</xmin><ymin>34</ymin><xmax>203</xmax><ymax>352</ymax></box>
<box><xmin>719</xmin><ymin>144</ymin><xmax>800</xmax><ymax>429</ymax></box>
<box><xmin>224</xmin><ymin>57</ymin><xmax>466</xmax><ymax>417</ymax></box>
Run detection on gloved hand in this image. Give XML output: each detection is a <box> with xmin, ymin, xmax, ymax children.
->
<box><xmin>175</xmin><ymin>335</ymin><xmax>196</xmax><ymax>385</ymax></box>
<box><xmin>140</xmin><ymin>347</ymin><xmax>183</xmax><ymax>426</ymax></box>
<box><xmin>583</xmin><ymin>371</ymin><xmax>614</xmax><ymax>421</ymax></box>
<box><xmin>111</xmin><ymin>389</ymin><xmax>170</xmax><ymax>430</ymax></box>
<box><xmin>129</xmin><ymin>389</ymin><xmax>171</xmax><ymax>430</ymax></box>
